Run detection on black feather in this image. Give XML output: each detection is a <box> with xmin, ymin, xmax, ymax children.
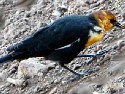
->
<box><xmin>0</xmin><ymin>52</ymin><xmax>24</xmax><ymax>63</ymax></box>
<box><xmin>1</xmin><ymin>14</ymin><xmax>98</xmax><ymax>64</ymax></box>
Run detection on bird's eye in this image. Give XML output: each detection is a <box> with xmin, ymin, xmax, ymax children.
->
<box><xmin>110</xmin><ymin>19</ymin><xmax>116</xmax><ymax>25</ymax></box>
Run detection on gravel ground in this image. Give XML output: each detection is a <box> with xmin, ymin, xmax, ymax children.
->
<box><xmin>1</xmin><ymin>0</ymin><xmax>125</xmax><ymax>94</ymax></box>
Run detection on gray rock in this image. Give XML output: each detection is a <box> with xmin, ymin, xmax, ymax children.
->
<box><xmin>17</xmin><ymin>58</ymin><xmax>55</xmax><ymax>78</ymax></box>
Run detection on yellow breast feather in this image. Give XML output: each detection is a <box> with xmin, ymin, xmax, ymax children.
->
<box><xmin>85</xmin><ymin>31</ymin><xmax>104</xmax><ymax>48</ymax></box>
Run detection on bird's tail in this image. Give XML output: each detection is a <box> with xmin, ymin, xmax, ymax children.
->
<box><xmin>0</xmin><ymin>52</ymin><xmax>23</xmax><ymax>64</ymax></box>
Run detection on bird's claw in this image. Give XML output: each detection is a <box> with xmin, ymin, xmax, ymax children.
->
<box><xmin>97</xmin><ymin>48</ymin><xmax>112</xmax><ymax>55</ymax></box>
<box><xmin>79</xmin><ymin>48</ymin><xmax>112</xmax><ymax>64</ymax></box>
<box><xmin>68</xmin><ymin>68</ymin><xmax>93</xmax><ymax>82</ymax></box>
<box><xmin>85</xmin><ymin>58</ymin><xmax>95</xmax><ymax>65</ymax></box>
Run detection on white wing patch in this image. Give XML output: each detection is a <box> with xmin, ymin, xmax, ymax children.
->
<box><xmin>89</xmin><ymin>26</ymin><xmax>103</xmax><ymax>37</ymax></box>
<box><xmin>56</xmin><ymin>44</ymin><xmax>72</xmax><ymax>50</ymax></box>
<box><xmin>56</xmin><ymin>38</ymin><xmax>80</xmax><ymax>50</ymax></box>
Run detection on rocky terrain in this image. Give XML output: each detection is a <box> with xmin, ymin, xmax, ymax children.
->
<box><xmin>1</xmin><ymin>0</ymin><xmax>125</xmax><ymax>94</ymax></box>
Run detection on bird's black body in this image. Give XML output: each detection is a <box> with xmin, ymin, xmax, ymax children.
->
<box><xmin>0</xmin><ymin>10</ymin><xmax>123</xmax><ymax>78</ymax></box>
<box><xmin>0</xmin><ymin>14</ymin><xmax>101</xmax><ymax>76</ymax></box>
<box><xmin>0</xmin><ymin>15</ymin><xmax>98</xmax><ymax>64</ymax></box>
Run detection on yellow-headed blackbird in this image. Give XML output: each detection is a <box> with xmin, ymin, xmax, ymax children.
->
<box><xmin>0</xmin><ymin>10</ymin><xmax>124</xmax><ymax>76</ymax></box>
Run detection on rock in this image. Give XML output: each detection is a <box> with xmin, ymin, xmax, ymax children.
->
<box><xmin>13</xmin><ymin>0</ymin><xmax>35</xmax><ymax>8</ymax></box>
<box><xmin>122</xmin><ymin>12</ymin><xmax>125</xmax><ymax>19</ymax></box>
<box><xmin>99</xmin><ymin>0</ymin><xmax>106</xmax><ymax>4</ymax></box>
<box><xmin>108</xmin><ymin>81</ymin><xmax>124</xmax><ymax>91</ymax></box>
<box><xmin>108</xmin><ymin>62</ymin><xmax>123</xmax><ymax>76</ymax></box>
<box><xmin>0</xmin><ymin>69</ymin><xmax>9</xmax><ymax>80</ymax></box>
<box><xmin>0</xmin><ymin>16</ymin><xmax>5</xmax><ymax>30</ymax></box>
<box><xmin>73</xmin><ymin>64</ymin><xmax>81</xmax><ymax>70</ymax></box>
<box><xmin>45</xmin><ymin>60</ymin><xmax>56</xmax><ymax>70</ymax></box>
<box><xmin>7</xmin><ymin>77</ymin><xmax>27</xmax><ymax>86</ymax></box>
<box><xmin>52</xmin><ymin>4</ymin><xmax>67</xmax><ymax>17</ymax></box>
<box><xmin>49</xmin><ymin>87</ymin><xmax>57</xmax><ymax>94</ymax></box>
<box><xmin>116</xmin><ymin>40</ymin><xmax>125</xmax><ymax>50</ymax></box>
<box><xmin>52</xmin><ymin>10</ymin><xmax>61</xmax><ymax>17</ymax></box>
<box><xmin>17</xmin><ymin>58</ymin><xmax>55</xmax><ymax>78</ymax></box>
<box><xmin>95</xmin><ymin>66</ymin><xmax>100</xmax><ymax>71</ymax></box>
<box><xmin>85</xmin><ymin>0</ymin><xmax>95</xmax><ymax>4</ymax></box>
<box><xmin>8</xmin><ymin>63</ymin><xmax>18</xmax><ymax>74</ymax></box>
<box><xmin>58</xmin><ymin>4</ymin><xmax>68</xmax><ymax>12</ymax></box>
<box><xmin>90</xmin><ymin>3</ymin><xmax>100</xmax><ymax>8</ymax></box>
<box><xmin>92</xmin><ymin>91</ymin><xmax>101</xmax><ymax>94</ymax></box>
<box><xmin>101</xmin><ymin>81</ymin><xmax>123</xmax><ymax>93</ymax></box>
<box><xmin>68</xmin><ymin>82</ymin><xmax>93</xmax><ymax>94</ymax></box>
<box><xmin>33</xmin><ymin>84</ymin><xmax>43</xmax><ymax>93</ymax></box>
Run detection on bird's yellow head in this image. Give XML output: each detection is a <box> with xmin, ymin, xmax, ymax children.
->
<box><xmin>92</xmin><ymin>10</ymin><xmax>123</xmax><ymax>32</ymax></box>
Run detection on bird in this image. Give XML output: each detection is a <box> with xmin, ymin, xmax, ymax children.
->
<box><xmin>0</xmin><ymin>10</ymin><xmax>124</xmax><ymax>76</ymax></box>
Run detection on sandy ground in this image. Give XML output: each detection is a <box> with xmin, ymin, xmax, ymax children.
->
<box><xmin>1</xmin><ymin>0</ymin><xmax>125</xmax><ymax>94</ymax></box>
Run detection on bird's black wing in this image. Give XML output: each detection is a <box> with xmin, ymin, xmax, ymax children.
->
<box><xmin>7</xmin><ymin>15</ymin><xmax>91</xmax><ymax>55</ymax></box>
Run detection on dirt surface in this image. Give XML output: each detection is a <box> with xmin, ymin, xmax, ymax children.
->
<box><xmin>1</xmin><ymin>0</ymin><xmax>125</xmax><ymax>94</ymax></box>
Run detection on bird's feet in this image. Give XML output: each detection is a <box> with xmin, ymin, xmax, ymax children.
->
<box><xmin>67</xmin><ymin>48</ymin><xmax>112</xmax><ymax>82</ymax></box>
<box><xmin>68</xmin><ymin>68</ymin><xmax>93</xmax><ymax>82</ymax></box>
<box><xmin>77</xmin><ymin>48</ymin><xmax>112</xmax><ymax>65</ymax></box>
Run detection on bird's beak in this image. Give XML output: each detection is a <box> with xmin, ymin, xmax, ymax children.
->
<box><xmin>114</xmin><ymin>21</ymin><xmax>125</xmax><ymax>29</ymax></box>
